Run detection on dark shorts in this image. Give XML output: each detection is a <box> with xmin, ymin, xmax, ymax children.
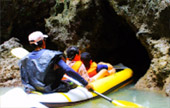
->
<box><xmin>52</xmin><ymin>80</ymin><xmax>77</xmax><ymax>92</ymax></box>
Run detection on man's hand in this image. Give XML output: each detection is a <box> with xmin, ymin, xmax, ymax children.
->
<box><xmin>85</xmin><ymin>83</ymin><xmax>94</xmax><ymax>91</ymax></box>
<box><xmin>24</xmin><ymin>85</ymin><xmax>35</xmax><ymax>94</ymax></box>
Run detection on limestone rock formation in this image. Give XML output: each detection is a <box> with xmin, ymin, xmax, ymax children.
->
<box><xmin>0</xmin><ymin>38</ymin><xmax>23</xmax><ymax>87</ymax></box>
<box><xmin>108</xmin><ymin>0</ymin><xmax>170</xmax><ymax>96</ymax></box>
<box><xmin>45</xmin><ymin>0</ymin><xmax>103</xmax><ymax>51</ymax></box>
<box><xmin>135</xmin><ymin>37</ymin><xmax>170</xmax><ymax>96</ymax></box>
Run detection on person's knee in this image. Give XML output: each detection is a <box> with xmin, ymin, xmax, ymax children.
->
<box><xmin>108</xmin><ymin>68</ymin><xmax>116</xmax><ymax>75</ymax></box>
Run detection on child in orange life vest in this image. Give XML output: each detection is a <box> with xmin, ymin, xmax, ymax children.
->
<box><xmin>65</xmin><ymin>46</ymin><xmax>94</xmax><ymax>82</ymax></box>
<box><xmin>81</xmin><ymin>52</ymin><xmax>116</xmax><ymax>80</ymax></box>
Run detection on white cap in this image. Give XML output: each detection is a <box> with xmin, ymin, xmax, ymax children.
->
<box><xmin>28</xmin><ymin>31</ymin><xmax>48</xmax><ymax>45</ymax></box>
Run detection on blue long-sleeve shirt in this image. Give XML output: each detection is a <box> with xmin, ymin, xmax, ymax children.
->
<box><xmin>57</xmin><ymin>59</ymin><xmax>88</xmax><ymax>86</ymax></box>
<box><xmin>28</xmin><ymin>49</ymin><xmax>88</xmax><ymax>86</ymax></box>
<box><xmin>19</xmin><ymin>49</ymin><xmax>88</xmax><ymax>93</ymax></box>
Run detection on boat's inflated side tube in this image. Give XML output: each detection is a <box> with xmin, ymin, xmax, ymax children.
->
<box><xmin>90</xmin><ymin>68</ymin><xmax>133</xmax><ymax>93</ymax></box>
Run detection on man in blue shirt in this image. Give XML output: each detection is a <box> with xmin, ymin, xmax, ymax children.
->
<box><xmin>19</xmin><ymin>31</ymin><xmax>93</xmax><ymax>93</ymax></box>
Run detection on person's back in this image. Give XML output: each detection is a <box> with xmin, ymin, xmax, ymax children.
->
<box><xmin>66</xmin><ymin>46</ymin><xmax>92</xmax><ymax>82</ymax></box>
<box><xmin>19</xmin><ymin>49</ymin><xmax>65</xmax><ymax>93</ymax></box>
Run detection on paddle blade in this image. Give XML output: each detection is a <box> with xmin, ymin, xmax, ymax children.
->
<box><xmin>11</xmin><ymin>47</ymin><xmax>29</xmax><ymax>59</ymax></box>
<box><xmin>112</xmin><ymin>100</ymin><xmax>143</xmax><ymax>107</ymax></box>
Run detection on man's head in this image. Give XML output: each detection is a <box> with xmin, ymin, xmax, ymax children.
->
<box><xmin>28</xmin><ymin>31</ymin><xmax>48</xmax><ymax>49</ymax></box>
<box><xmin>66</xmin><ymin>46</ymin><xmax>80</xmax><ymax>61</ymax></box>
<box><xmin>81</xmin><ymin>52</ymin><xmax>92</xmax><ymax>68</ymax></box>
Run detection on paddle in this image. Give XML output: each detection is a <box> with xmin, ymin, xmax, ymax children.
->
<box><xmin>113</xmin><ymin>63</ymin><xmax>129</xmax><ymax>70</ymax></box>
<box><xmin>11</xmin><ymin>47</ymin><xmax>29</xmax><ymax>59</ymax></box>
<box><xmin>64</xmin><ymin>75</ymin><xmax>143</xmax><ymax>108</ymax></box>
<box><xmin>11</xmin><ymin>47</ymin><xmax>143</xmax><ymax>107</ymax></box>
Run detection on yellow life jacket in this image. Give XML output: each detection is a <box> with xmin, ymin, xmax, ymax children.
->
<box><xmin>87</xmin><ymin>62</ymin><xmax>97</xmax><ymax>77</ymax></box>
<box><xmin>62</xmin><ymin>61</ymin><xmax>82</xmax><ymax>80</ymax></box>
<box><xmin>71</xmin><ymin>61</ymin><xmax>82</xmax><ymax>72</ymax></box>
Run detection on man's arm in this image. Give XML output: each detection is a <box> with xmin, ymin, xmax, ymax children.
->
<box><xmin>57</xmin><ymin>59</ymin><xmax>88</xmax><ymax>86</ymax></box>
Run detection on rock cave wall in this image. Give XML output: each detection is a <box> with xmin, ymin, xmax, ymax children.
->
<box><xmin>109</xmin><ymin>0</ymin><xmax>170</xmax><ymax>96</ymax></box>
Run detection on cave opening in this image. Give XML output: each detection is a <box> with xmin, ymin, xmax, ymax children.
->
<box><xmin>89</xmin><ymin>1</ymin><xmax>151</xmax><ymax>83</ymax></box>
<box><xmin>8</xmin><ymin>0</ymin><xmax>151</xmax><ymax>83</ymax></box>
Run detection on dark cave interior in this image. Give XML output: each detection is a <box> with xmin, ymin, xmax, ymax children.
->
<box><xmin>87</xmin><ymin>1</ymin><xmax>151</xmax><ymax>83</ymax></box>
<box><xmin>8</xmin><ymin>0</ymin><xmax>151</xmax><ymax>83</ymax></box>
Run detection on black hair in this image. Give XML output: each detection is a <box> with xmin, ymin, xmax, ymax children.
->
<box><xmin>66</xmin><ymin>46</ymin><xmax>79</xmax><ymax>60</ymax></box>
<box><xmin>81</xmin><ymin>52</ymin><xmax>91</xmax><ymax>68</ymax></box>
<box><xmin>30</xmin><ymin>40</ymin><xmax>43</xmax><ymax>49</ymax></box>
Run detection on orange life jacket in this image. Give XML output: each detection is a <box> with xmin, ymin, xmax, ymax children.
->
<box><xmin>62</xmin><ymin>61</ymin><xmax>82</xmax><ymax>80</ymax></box>
<box><xmin>87</xmin><ymin>62</ymin><xmax>98</xmax><ymax>77</ymax></box>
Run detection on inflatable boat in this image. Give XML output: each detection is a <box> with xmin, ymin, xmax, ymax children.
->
<box><xmin>0</xmin><ymin>65</ymin><xmax>133</xmax><ymax>108</ymax></box>
<box><xmin>9</xmin><ymin>48</ymin><xmax>134</xmax><ymax>107</ymax></box>
<box><xmin>27</xmin><ymin>67</ymin><xmax>133</xmax><ymax>107</ymax></box>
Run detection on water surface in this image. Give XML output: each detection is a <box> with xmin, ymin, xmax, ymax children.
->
<box><xmin>0</xmin><ymin>85</ymin><xmax>170</xmax><ymax>108</ymax></box>
<box><xmin>63</xmin><ymin>84</ymin><xmax>170</xmax><ymax>108</ymax></box>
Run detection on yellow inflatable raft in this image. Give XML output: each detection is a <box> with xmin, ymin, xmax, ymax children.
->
<box><xmin>27</xmin><ymin>67</ymin><xmax>133</xmax><ymax>107</ymax></box>
<box><xmin>10</xmin><ymin>47</ymin><xmax>133</xmax><ymax>107</ymax></box>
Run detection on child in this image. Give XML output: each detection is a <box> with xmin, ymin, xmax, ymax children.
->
<box><xmin>81</xmin><ymin>52</ymin><xmax>115</xmax><ymax>80</ymax></box>
<box><xmin>65</xmin><ymin>46</ymin><xmax>93</xmax><ymax>82</ymax></box>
